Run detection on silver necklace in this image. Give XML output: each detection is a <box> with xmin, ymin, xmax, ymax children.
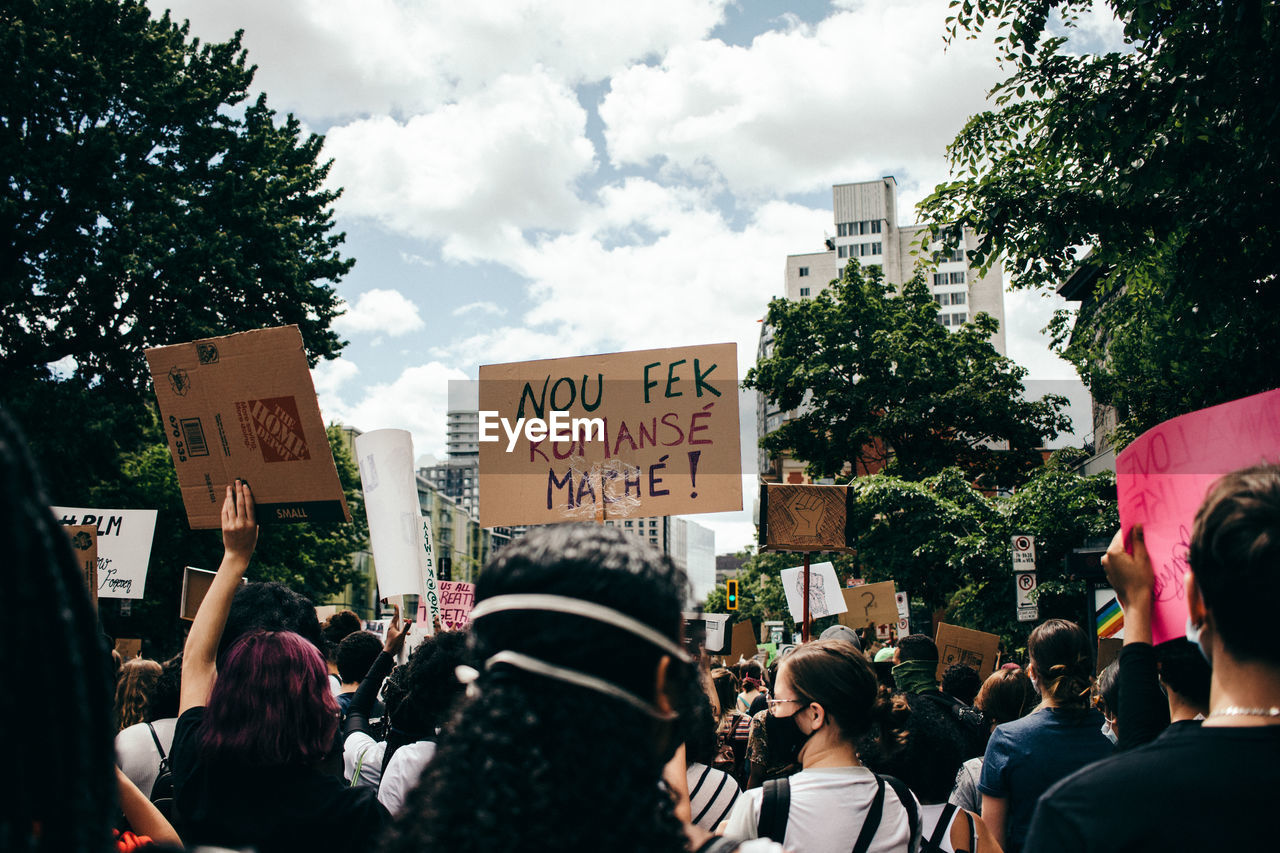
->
<box><xmin>1209</xmin><ymin>706</ymin><xmax>1280</xmax><ymax>718</ymax></box>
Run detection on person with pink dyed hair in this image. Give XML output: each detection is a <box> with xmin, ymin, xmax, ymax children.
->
<box><xmin>170</xmin><ymin>481</ymin><xmax>390</xmax><ymax>851</ymax></box>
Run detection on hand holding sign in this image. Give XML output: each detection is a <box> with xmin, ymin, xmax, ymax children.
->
<box><xmin>383</xmin><ymin>603</ymin><xmax>410</xmax><ymax>655</ymax></box>
<box><xmin>221</xmin><ymin>480</ymin><xmax>258</xmax><ymax>560</ymax></box>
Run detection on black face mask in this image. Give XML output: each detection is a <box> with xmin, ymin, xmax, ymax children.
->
<box><xmin>764</xmin><ymin>708</ymin><xmax>815</xmax><ymax>766</ymax></box>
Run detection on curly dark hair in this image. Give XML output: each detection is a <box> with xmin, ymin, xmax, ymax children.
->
<box><xmin>147</xmin><ymin>654</ymin><xmax>183</xmax><ymax>722</ymax></box>
<box><xmin>1</xmin><ymin>405</ymin><xmax>116</xmax><ymax>851</ymax></box>
<box><xmin>336</xmin><ymin>630</ymin><xmax>384</xmax><ymax>684</ymax></box>
<box><xmin>219</xmin><ymin>581</ymin><xmax>323</xmax><ymax>663</ymax></box>
<box><xmin>379</xmin><ymin>524</ymin><xmax>691</xmax><ymax>853</ymax></box>
<box><xmin>862</xmin><ymin>690</ymin><xmax>966</xmax><ymax>804</ymax></box>
<box><xmin>941</xmin><ymin>662</ymin><xmax>983</xmax><ymax>706</ymax></box>
<box><xmin>379</xmin><ymin>630</ymin><xmax>471</xmax><ymax>767</ymax></box>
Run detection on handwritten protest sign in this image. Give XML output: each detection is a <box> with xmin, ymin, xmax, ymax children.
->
<box><xmin>934</xmin><ymin>623</ymin><xmax>1000</xmax><ymax>682</ymax></box>
<box><xmin>780</xmin><ymin>561</ymin><xmax>848</xmax><ymax>623</ymax></box>
<box><xmin>64</xmin><ymin>525</ymin><xmax>98</xmax><ymax>608</ymax></box>
<box><xmin>478</xmin><ymin>344</ymin><xmax>741</xmax><ymax>527</ymax></box>
<box><xmin>838</xmin><ymin>580</ymin><xmax>899</xmax><ymax>633</ymax></box>
<box><xmin>145</xmin><ymin>325</ymin><xmax>350</xmax><ymax>529</ymax></box>
<box><xmin>53</xmin><ymin>507</ymin><xmax>157</xmax><ymax>600</ymax></box>
<box><xmin>1116</xmin><ymin>389</ymin><xmax>1280</xmax><ymax>644</ymax></box>
<box><xmin>759</xmin><ymin>484</ymin><xmax>854</xmax><ymax>552</ymax></box>
<box><xmin>437</xmin><ymin>581</ymin><xmax>475</xmax><ymax>630</ymax></box>
<box><xmin>115</xmin><ymin>638</ymin><xmax>141</xmax><ymax>660</ymax></box>
<box><xmin>419</xmin><ymin>516</ymin><xmax>442</xmax><ymax>631</ymax></box>
<box><xmin>355</xmin><ymin>429</ymin><xmax>425</xmax><ymax>598</ymax></box>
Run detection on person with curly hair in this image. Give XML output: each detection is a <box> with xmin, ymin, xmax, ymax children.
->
<box><xmin>378</xmin><ymin>524</ymin><xmax>707</xmax><ymax>853</ymax></box>
<box><xmin>114</xmin><ymin>658</ymin><xmax>163</xmax><ymax>733</ymax></box>
<box><xmin>977</xmin><ymin>620</ymin><xmax>1111</xmax><ymax>853</ymax></box>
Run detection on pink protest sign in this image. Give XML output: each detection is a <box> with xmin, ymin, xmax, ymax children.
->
<box><xmin>424</xmin><ymin>580</ymin><xmax>475</xmax><ymax>630</ymax></box>
<box><xmin>1116</xmin><ymin>389</ymin><xmax>1280</xmax><ymax>643</ymax></box>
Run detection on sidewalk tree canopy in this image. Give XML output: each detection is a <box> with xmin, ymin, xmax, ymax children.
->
<box><xmin>744</xmin><ymin>260</ymin><xmax>1070</xmax><ymax>489</ymax></box>
<box><xmin>920</xmin><ymin>0</ymin><xmax>1280</xmax><ymax>444</ymax></box>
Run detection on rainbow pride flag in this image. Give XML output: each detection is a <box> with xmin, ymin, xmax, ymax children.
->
<box><xmin>1096</xmin><ymin>596</ymin><xmax>1124</xmax><ymax>639</ymax></box>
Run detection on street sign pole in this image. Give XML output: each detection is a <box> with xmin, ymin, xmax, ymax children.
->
<box><xmin>1012</xmin><ymin>535</ymin><xmax>1039</xmax><ymax>622</ymax></box>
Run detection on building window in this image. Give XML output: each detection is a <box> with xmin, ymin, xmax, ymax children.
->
<box><xmin>933</xmin><ymin>273</ymin><xmax>948</xmax><ymax>286</ymax></box>
<box><xmin>871</xmin><ymin>242</ymin><xmax>882</xmax><ymax>255</ymax></box>
<box><xmin>953</xmin><ymin>312</ymin><xmax>967</xmax><ymax>324</ymax></box>
<box><xmin>941</xmin><ymin>314</ymin><xmax>951</xmax><ymax>326</ymax></box>
<box><xmin>950</xmin><ymin>271</ymin><xmax>966</xmax><ymax>285</ymax></box>
<box><xmin>836</xmin><ymin>223</ymin><xmax>846</xmax><ymax>236</ymax></box>
<box><xmin>798</xmin><ymin>267</ymin><xmax>809</xmax><ymax>277</ymax></box>
<box><xmin>838</xmin><ymin>246</ymin><xmax>847</xmax><ymax>258</ymax></box>
<box><xmin>951</xmin><ymin>292</ymin><xmax>966</xmax><ymax>305</ymax></box>
<box><xmin>800</xmin><ymin>287</ymin><xmax>810</xmax><ymax>297</ymax></box>
<box><xmin>871</xmin><ymin>220</ymin><xmax>882</xmax><ymax>234</ymax></box>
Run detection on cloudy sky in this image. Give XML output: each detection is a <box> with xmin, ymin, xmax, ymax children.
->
<box><xmin>152</xmin><ymin>0</ymin><xmax>1122</xmax><ymax>552</ymax></box>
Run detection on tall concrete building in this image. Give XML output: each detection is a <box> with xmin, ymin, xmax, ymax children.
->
<box><xmin>419</xmin><ymin>409</ymin><xmax>480</xmax><ymax>516</ymax></box>
<box><xmin>603</xmin><ymin>515</ymin><xmax>716</xmax><ymax>607</ymax></box>
<box><xmin>760</xmin><ymin>177</ymin><xmax>1008</xmax><ymax>483</ymax></box>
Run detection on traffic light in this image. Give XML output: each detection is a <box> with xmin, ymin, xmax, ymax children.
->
<box><xmin>726</xmin><ymin>579</ymin><xmax>739</xmax><ymax>611</ymax></box>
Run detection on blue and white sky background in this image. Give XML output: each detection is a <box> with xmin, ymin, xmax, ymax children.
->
<box><xmin>149</xmin><ymin>0</ymin><xmax>1125</xmax><ymax>551</ymax></box>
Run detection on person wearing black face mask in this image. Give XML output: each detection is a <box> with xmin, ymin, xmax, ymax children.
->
<box><xmin>720</xmin><ymin>640</ymin><xmax>918</xmax><ymax>852</ymax></box>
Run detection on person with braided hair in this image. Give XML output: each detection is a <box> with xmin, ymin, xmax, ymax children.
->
<box><xmin>977</xmin><ymin>620</ymin><xmax>1111</xmax><ymax>853</ymax></box>
<box><xmin>379</xmin><ymin>524</ymin><xmax>754</xmax><ymax>853</ymax></box>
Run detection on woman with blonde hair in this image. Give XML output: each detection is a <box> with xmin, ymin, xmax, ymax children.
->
<box><xmin>114</xmin><ymin>658</ymin><xmax>162</xmax><ymax>732</ymax></box>
<box><xmin>977</xmin><ymin>620</ymin><xmax>1111</xmax><ymax>853</ymax></box>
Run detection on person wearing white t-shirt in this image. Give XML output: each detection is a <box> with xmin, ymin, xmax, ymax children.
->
<box><xmin>721</xmin><ymin>640</ymin><xmax>916</xmax><ymax>853</ymax></box>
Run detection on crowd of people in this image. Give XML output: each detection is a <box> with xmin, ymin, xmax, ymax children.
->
<box><xmin>4</xmin><ymin>401</ymin><xmax>1278</xmax><ymax>852</ymax></box>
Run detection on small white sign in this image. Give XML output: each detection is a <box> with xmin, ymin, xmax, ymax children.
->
<box><xmin>1016</xmin><ymin>570</ymin><xmax>1039</xmax><ymax>622</ymax></box>
<box><xmin>780</xmin><ymin>561</ymin><xmax>848</xmax><ymax>623</ymax></box>
<box><xmin>52</xmin><ymin>506</ymin><xmax>158</xmax><ymax>600</ymax></box>
<box><xmin>1012</xmin><ymin>535</ymin><xmax>1037</xmax><ymax>571</ymax></box>
<box><xmin>704</xmin><ymin>613</ymin><xmax>731</xmax><ymax>653</ymax></box>
<box><xmin>895</xmin><ymin>591</ymin><xmax>910</xmax><ymax>634</ymax></box>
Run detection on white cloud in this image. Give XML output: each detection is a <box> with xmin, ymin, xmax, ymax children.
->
<box><xmin>153</xmin><ymin>0</ymin><xmax>730</xmax><ymax>121</ymax></box>
<box><xmin>452</xmin><ymin>301</ymin><xmax>506</xmax><ymax>317</ymax></box>
<box><xmin>332</xmin><ymin>289</ymin><xmax>425</xmax><ymax>336</ymax></box>
<box><xmin>324</xmin><ymin>71</ymin><xmax>596</xmax><ymax>260</ymax></box>
<box><xmin>600</xmin><ymin>0</ymin><xmax>1004</xmax><ymax>201</ymax></box>
<box><xmin>311</xmin><ymin>357</ymin><xmax>360</xmax><ymax>401</ymax></box>
<box><xmin>320</xmin><ymin>362</ymin><xmax>470</xmax><ymax>458</ymax></box>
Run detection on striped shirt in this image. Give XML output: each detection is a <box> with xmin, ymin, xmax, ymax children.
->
<box><xmin>687</xmin><ymin>761</ymin><xmax>742</xmax><ymax>831</ymax></box>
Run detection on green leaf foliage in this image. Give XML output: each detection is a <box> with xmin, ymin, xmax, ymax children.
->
<box><xmin>744</xmin><ymin>260</ymin><xmax>1070</xmax><ymax>489</ymax></box>
<box><xmin>923</xmin><ymin>0</ymin><xmax>1280</xmax><ymax>443</ymax></box>
<box><xmin>703</xmin><ymin>455</ymin><xmax>1116</xmax><ymax>651</ymax></box>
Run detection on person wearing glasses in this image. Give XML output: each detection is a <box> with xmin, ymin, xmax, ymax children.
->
<box><xmin>720</xmin><ymin>639</ymin><xmax>917</xmax><ymax>852</ymax></box>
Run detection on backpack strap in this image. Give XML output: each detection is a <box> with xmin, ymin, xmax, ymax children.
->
<box><xmin>145</xmin><ymin>722</ymin><xmax>167</xmax><ymax>762</ymax></box>
<box><xmin>757</xmin><ymin>777</ymin><xmax>791</xmax><ymax>843</ymax></box>
<box><xmin>965</xmin><ymin>808</ymin><xmax>977</xmax><ymax>853</ymax></box>
<box><xmin>850</xmin><ymin>776</ymin><xmax>886</xmax><ymax>853</ymax></box>
<box><xmin>878</xmin><ymin>774</ymin><xmax>920</xmax><ymax>853</ymax></box>
<box><xmin>925</xmin><ymin>802</ymin><xmax>958</xmax><ymax>852</ymax></box>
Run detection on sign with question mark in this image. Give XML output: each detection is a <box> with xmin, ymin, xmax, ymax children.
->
<box><xmin>837</xmin><ymin>580</ymin><xmax>899</xmax><ymax>632</ymax></box>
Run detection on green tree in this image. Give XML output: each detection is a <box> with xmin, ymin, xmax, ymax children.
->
<box><xmin>90</xmin><ymin>425</ymin><xmax>369</xmax><ymax>658</ymax></box>
<box><xmin>703</xmin><ymin>455</ymin><xmax>1117</xmax><ymax>652</ymax></box>
<box><xmin>921</xmin><ymin>0</ymin><xmax>1280</xmax><ymax>443</ymax></box>
<box><xmin>1</xmin><ymin>0</ymin><xmax>352</xmax><ymax>499</ymax></box>
<box><xmin>744</xmin><ymin>260</ymin><xmax>1069</xmax><ymax>488</ymax></box>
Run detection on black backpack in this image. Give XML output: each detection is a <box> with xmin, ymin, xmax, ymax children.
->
<box><xmin>756</xmin><ymin>773</ymin><xmax>920</xmax><ymax>853</ymax></box>
<box><xmin>145</xmin><ymin>722</ymin><xmax>176</xmax><ymax>822</ymax></box>
<box><xmin>920</xmin><ymin>803</ymin><xmax>977</xmax><ymax>853</ymax></box>
<box><xmin>912</xmin><ymin>691</ymin><xmax>987</xmax><ymax>760</ymax></box>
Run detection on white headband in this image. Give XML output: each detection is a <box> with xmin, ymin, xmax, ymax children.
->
<box><xmin>457</xmin><ymin>651</ymin><xmax>677</xmax><ymax>720</ymax></box>
<box><xmin>468</xmin><ymin>593</ymin><xmax>693</xmax><ymax>664</ymax></box>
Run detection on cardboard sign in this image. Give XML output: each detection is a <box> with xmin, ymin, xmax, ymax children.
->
<box><xmin>934</xmin><ymin>623</ymin><xmax>1001</xmax><ymax>682</ymax></box>
<box><xmin>355</xmin><ymin>429</ymin><xmax>425</xmax><ymax>598</ymax></box>
<box><xmin>728</xmin><ymin>620</ymin><xmax>759</xmax><ymax>664</ymax></box>
<box><xmin>53</xmin><ymin>507</ymin><xmax>158</xmax><ymax>600</ymax></box>
<box><xmin>759</xmin><ymin>484</ymin><xmax>854</xmax><ymax>552</ymax></box>
<box><xmin>115</xmin><ymin>638</ymin><xmax>141</xmax><ymax>660</ymax></box>
<box><xmin>838</xmin><ymin>580</ymin><xmax>899</xmax><ymax>632</ymax></box>
<box><xmin>1116</xmin><ymin>389</ymin><xmax>1280</xmax><ymax>644</ymax></box>
<box><xmin>478</xmin><ymin>343</ymin><xmax>741</xmax><ymax>527</ymax></box>
<box><xmin>180</xmin><ymin>566</ymin><xmax>247</xmax><ymax>621</ymax></box>
<box><xmin>1097</xmin><ymin>637</ymin><xmax>1124</xmax><ymax>675</ymax></box>
<box><xmin>145</xmin><ymin>325</ymin><xmax>351</xmax><ymax>529</ymax></box>
<box><xmin>780</xmin><ymin>561</ymin><xmax>848</xmax><ymax>623</ymax></box>
<box><xmin>704</xmin><ymin>613</ymin><xmax>731</xmax><ymax>653</ymax></box>
<box><xmin>64</xmin><ymin>524</ymin><xmax>98</xmax><ymax>608</ymax></box>
<box><xmin>437</xmin><ymin>580</ymin><xmax>476</xmax><ymax>630</ymax></box>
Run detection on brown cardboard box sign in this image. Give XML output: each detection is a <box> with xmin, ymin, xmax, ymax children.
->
<box><xmin>146</xmin><ymin>326</ymin><xmax>351</xmax><ymax>529</ymax></box>
<box><xmin>934</xmin><ymin>622</ymin><xmax>1001</xmax><ymax>682</ymax></box>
